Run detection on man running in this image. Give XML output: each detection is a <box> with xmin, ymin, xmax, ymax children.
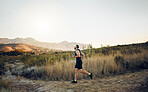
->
<box><xmin>72</xmin><ymin>45</ymin><xmax>92</xmax><ymax>83</ymax></box>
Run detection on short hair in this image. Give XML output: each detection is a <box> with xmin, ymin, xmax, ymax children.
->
<box><xmin>76</xmin><ymin>45</ymin><xmax>79</xmax><ymax>48</ymax></box>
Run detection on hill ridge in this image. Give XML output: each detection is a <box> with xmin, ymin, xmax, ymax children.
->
<box><xmin>0</xmin><ymin>37</ymin><xmax>88</xmax><ymax>51</ymax></box>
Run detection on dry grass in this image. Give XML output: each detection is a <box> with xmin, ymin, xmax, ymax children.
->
<box><xmin>45</xmin><ymin>50</ymin><xmax>148</xmax><ymax>81</ymax></box>
<box><xmin>46</xmin><ymin>61</ymin><xmax>75</xmax><ymax>80</ymax></box>
<box><xmin>0</xmin><ymin>79</ymin><xmax>12</xmax><ymax>92</ymax></box>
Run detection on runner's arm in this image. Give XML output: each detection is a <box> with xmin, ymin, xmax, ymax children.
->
<box><xmin>75</xmin><ymin>50</ymin><xmax>80</xmax><ymax>57</ymax></box>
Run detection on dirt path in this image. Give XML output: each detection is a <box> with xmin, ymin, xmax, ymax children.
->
<box><xmin>1</xmin><ymin>69</ymin><xmax>148</xmax><ymax>92</ymax></box>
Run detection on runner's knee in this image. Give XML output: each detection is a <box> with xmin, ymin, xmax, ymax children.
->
<box><xmin>79</xmin><ymin>69</ymin><xmax>83</xmax><ymax>73</ymax></box>
<box><xmin>75</xmin><ymin>68</ymin><xmax>78</xmax><ymax>73</ymax></box>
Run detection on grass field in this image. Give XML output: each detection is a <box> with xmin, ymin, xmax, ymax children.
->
<box><xmin>0</xmin><ymin>42</ymin><xmax>148</xmax><ymax>81</ymax></box>
<box><xmin>45</xmin><ymin>49</ymin><xmax>148</xmax><ymax>81</ymax></box>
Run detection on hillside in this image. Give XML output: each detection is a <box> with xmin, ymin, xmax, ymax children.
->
<box><xmin>1</xmin><ymin>67</ymin><xmax>148</xmax><ymax>92</ymax></box>
<box><xmin>0</xmin><ymin>37</ymin><xmax>88</xmax><ymax>51</ymax></box>
<box><xmin>0</xmin><ymin>43</ymin><xmax>49</xmax><ymax>53</ymax></box>
<box><xmin>0</xmin><ymin>41</ymin><xmax>148</xmax><ymax>92</ymax></box>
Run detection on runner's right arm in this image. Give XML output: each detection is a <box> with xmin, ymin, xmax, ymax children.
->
<box><xmin>75</xmin><ymin>50</ymin><xmax>80</xmax><ymax>57</ymax></box>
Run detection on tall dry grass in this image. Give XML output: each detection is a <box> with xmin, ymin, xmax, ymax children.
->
<box><xmin>0</xmin><ymin>79</ymin><xmax>13</xmax><ymax>92</ymax></box>
<box><xmin>45</xmin><ymin>50</ymin><xmax>148</xmax><ymax>81</ymax></box>
<box><xmin>46</xmin><ymin>61</ymin><xmax>75</xmax><ymax>80</ymax></box>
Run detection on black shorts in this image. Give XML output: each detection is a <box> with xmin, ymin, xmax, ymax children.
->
<box><xmin>75</xmin><ymin>57</ymin><xmax>82</xmax><ymax>69</ymax></box>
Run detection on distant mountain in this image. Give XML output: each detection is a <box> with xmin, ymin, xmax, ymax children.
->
<box><xmin>0</xmin><ymin>43</ymin><xmax>49</xmax><ymax>53</ymax></box>
<box><xmin>0</xmin><ymin>37</ymin><xmax>88</xmax><ymax>51</ymax></box>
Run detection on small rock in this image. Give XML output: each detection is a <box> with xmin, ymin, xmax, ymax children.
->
<box><xmin>67</xmin><ymin>89</ymin><xmax>74</xmax><ymax>92</ymax></box>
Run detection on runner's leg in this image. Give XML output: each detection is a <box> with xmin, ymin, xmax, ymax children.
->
<box><xmin>75</xmin><ymin>68</ymin><xmax>78</xmax><ymax>80</ymax></box>
<box><xmin>78</xmin><ymin>69</ymin><xmax>90</xmax><ymax>75</ymax></box>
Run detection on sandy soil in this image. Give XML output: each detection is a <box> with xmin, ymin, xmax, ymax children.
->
<box><xmin>1</xmin><ymin>69</ymin><xmax>148</xmax><ymax>92</ymax></box>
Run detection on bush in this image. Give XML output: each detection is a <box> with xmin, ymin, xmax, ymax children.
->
<box><xmin>0</xmin><ymin>61</ymin><xmax>5</xmax><ymax>75</ymax></box>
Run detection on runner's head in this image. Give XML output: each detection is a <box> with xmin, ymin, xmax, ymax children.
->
<box><xmin>74</xmin><ymin>45</ymin><xmax>79</xmax><ymax>50</ymax></box>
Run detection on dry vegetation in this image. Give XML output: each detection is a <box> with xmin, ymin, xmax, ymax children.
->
<box><xmin>0</xmin><ymin>42</ymin><xmax>148</xmax><ymax>92</ymax></box>
<box><xmin>45</xmin><ymin>49</ymin><xmax>148</xmax><ymax>81</ymax></box>
<box><xmin>1</xmin><ymin>42</ymin><xmax>148</xmax><ymax>81</ymax></box>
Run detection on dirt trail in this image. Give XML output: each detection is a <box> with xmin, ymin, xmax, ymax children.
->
<box><xmin>1</xmin><ymin>69</ymin><xmax>148</xmax><ymax>92</ymax></box>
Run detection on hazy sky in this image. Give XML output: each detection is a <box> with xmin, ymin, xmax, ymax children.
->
<box><xmin>0</xmin><ymin>0</ymin><xmax>148</xmax><ymax>47</ymax></box>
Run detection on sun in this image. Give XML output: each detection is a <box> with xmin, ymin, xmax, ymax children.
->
<box><xmin>27</xmin><ymin>15</ymin><xmax>56</xmax><ymax>34</ymax></box>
